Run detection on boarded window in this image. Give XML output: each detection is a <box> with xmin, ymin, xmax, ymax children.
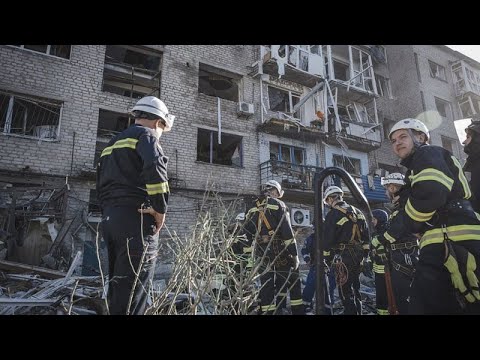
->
<box><xmin>103</xmin><ymin>45</ymin><xmax>162</xmax><ymax>99</ymax></box>
<box><xmin>198</xmin><ymin>63</ymin><xmax>240</xmax><ymax>102</ymax></box>
<box><xmin>197</xmin><ymin>128</ymin><xmax>242</xmax><ymax>167</ymax></box>
<box><xmin>0</xmin><ymin>90</ymin><xmax>62</xmax><ymax>140</ymax></box>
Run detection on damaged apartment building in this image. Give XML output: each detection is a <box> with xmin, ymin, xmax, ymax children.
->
<box><xmin>0</xmin><ymin>45</ymin><xmax>475</xmax><ymax>280</ymax></box>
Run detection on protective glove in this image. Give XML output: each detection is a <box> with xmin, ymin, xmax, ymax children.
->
<box><xmin>444</xmin><ymin>240</ymin><xmax>480</xmax><ymax>303</ymax></box>
<box><xmin>373</xmin><ymin>245</ymin><xmax>387</xmax><ymax>264</ymax></box>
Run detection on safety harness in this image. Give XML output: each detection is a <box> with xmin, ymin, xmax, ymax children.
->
<box><xmin>333</xmin><ymin>205</ymin><xmax>362</xmax><ymax>244</ymax></box>
<box><xmin>253</xmin><ymin>198</ymin><xmax>291</xmax><ymax>266</ymax></box>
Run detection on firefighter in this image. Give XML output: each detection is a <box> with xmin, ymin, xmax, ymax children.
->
<box><xmin>380</xmin><ymin>172</ymin><xmax>419</xmax><ymax>314</ymax></box>
<box><xmin>243</xmin><ymin>180</ymin><xmax>304</xmax><ymax>315</ymax></box>
<box><xmin>378</xmin><ymin>118</ymin><xmax>480</xmax><ymax>314</ymax></box>
<box><xmin>370</xmin><ymin>209</ymin><xmax>389</xmax><ymax>315</ymax></box>
<box><xmin>463</xmin><ymin>117</ymin><xmax>480</xmax><ymax>213</ymax></box>
<box><xmin>97</xmin><ymin>96</ymin><xmax>174</xmax><ymax>315</ymax></box>
<box><xmin>323</xmin><ymin>185</ymin><xmax>369</xmax><ymax>315</ymax></box>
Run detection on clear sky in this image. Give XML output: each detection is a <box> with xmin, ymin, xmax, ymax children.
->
<box><xmin>446</xmin><ymin>45</ymin><xmax>480</xmax><ymax>63</ymax></box>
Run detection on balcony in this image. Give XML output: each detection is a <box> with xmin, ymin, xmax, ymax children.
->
<box><xmin>260</xmin><ymin>160</ymin><xmax>323</xmax><ymax>204</ymax></box>
<box><xmin>452</xmin><ymin>60</ymin><xmax>480</xmax><ymax>99</ymax></box>
<box><xmin>258</xmin><ymin>45</ymin><xmax>325</xmax><ymax>88</ymax></box>
<box><xmin>259</xmin><ymin>161</ymin><xmax>388</xmax><ymax>205</ymax></box>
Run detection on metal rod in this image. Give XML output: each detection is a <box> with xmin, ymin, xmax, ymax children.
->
<box><xmin>70</xmin><ymin>131</ymin><xmax>76</xmax><ymax>175</ymax></box>
<box><xmin>314</xmin><ymin>166</ymin><xmax>372</xmax><ymax>315</ymax></box>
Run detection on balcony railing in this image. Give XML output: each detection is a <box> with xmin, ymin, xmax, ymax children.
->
<box><xmin>260</xmin><ymin>160</ymin><xmax>324</xmax><ymax>191</ymax></box>
<box><xmin>260</xmin><ymin>160</ymin><xmax>389</xmax><ymax>203</ymax></box>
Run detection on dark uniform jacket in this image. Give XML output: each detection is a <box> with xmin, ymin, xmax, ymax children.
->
<box><xmin>383</xmin><ymin>144</ymin><xmax>479</xmax><ymax>245</ymax></box>
<box><xmin>323</xmin><ymin>201</ymin><xmax>369</xmax><ymax>252</ymax></box>
<box><xmin>243</xmin><ymin>196</ymin><xmax>298</xmax><ymax>262</ymax></box>
<box><xmin>96</xmin><ymin>124</ymin><xmax>169</xmax><ymax>214</ymax></box>
<box><xmin>464</xmin><ymin>151</ymin><xmax>480</xmax><ymax>214</ymax></box>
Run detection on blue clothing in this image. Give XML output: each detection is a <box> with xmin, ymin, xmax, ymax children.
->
<box><xmin>301</xmin><ymin>233</ymin><xmax>336</xmax><ymax>313</ymax></box>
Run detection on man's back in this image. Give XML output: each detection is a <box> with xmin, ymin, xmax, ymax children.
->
<box><xmin>97</xmin><ymin>123</ymin><xmax>169</xmax><ymax>213</ymax></box>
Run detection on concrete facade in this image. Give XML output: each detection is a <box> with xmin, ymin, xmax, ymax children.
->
<box><xmin>1</xmin><ymin>44</ymin><xmax>477</xmax><ymax>273</ymax></box>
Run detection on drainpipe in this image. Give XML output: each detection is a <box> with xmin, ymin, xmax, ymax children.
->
<box><xmin>70</xmin><ymin>131</ymin><xmax>76</xmax><ymax>175</ymax></box>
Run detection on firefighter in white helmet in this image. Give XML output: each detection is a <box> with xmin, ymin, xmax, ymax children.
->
<box><xmin>323</xmin><ymin>185</ymin><xmax>369</xmax><ymax>315</ymax></box>
<box><xmin>375</xmin><ymin>173</ymin><xmax>419</xmax><ymax>314</ymax></box>
<box><xmin>97</xmin><ymin>95</ymin><xmax>175</xmax><ymax>315</ymax></box>
<box><xmin>243</xmin><ymin>180</ymin><xmax>304</xmax><ymax>315</ymax></box>
<box><xmin>377</xmin><ymin>118</ymin><xmax>480</xmax><ymax>314</ymax></box>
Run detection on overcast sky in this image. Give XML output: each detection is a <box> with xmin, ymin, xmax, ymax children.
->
<box><xmin>446</xmin><ymin>45</ymin><xmax>480</xmax><ymax>62</ymax></box>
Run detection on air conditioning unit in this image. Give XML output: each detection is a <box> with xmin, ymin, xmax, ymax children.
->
<box><xmin>237</xmin><ymin>101</ymin><xmax>254</xmax><ymax>116</ymax></box>
<box><xmin>291</xmin><ymin>208</ymin><xmax>310</xmax><ymax>227</ymax></box>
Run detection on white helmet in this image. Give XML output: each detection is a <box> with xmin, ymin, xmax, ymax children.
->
<box><xmin>388</xmin><ymin>118</ymin><xmax>429</xmax><ymax>141</ymax></box>
<box><xmin>131</xmin><ymin>96</ymin><xmax>175</xmax><ymax>132</ymax></box>
<box><xmin>263</xmin><ymin>180</ymin><xmax>284</xmax><ymax>198</ymax></box>
<box><xmin>235</xmin><ymin>212</ymin><xmax>245</xmax><ymax>221</ymax></box>
<box><xmin>381</xmin><ymin>173</ymin><xmax>405</xmax><ymax>187</ymax></box>
<box><xmin>323</xmin><ymin>185</ymin><xmax>344</xmax><ymax>203</ymax></box>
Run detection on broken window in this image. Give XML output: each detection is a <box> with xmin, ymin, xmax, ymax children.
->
<box><xmin>466</xmin><ymin>68</ymin><xmax>480</xmax><ymax>94</ymax></box>
<box><xmin>383</xmin><ymin>118</ymin><xmax>395</xmax><ymax>139</ymax></box>
<box><xmin>350</xmin><ymin>47</ymin><xmax>375</xmax><ymax>91</ymax></box>
<box><xmin>428</xmin><ymin>60</ymin><xmax>446</xmax><ymax>81</ymax></box>
<box><xmin>197</xmin><ymin>128</ymin><xmax>242</xmax><ymax>167</ymax></box>
<box><xmin>333</xmin><ymin>60</ymin><xmax>349</xmax><ymax>81</ymax></box>
<box><xmin>345</xmin><ymin>103</ymin><xmax>372</xmax><ymax>124</ymax></box>
<box><xmin>198</xmin><ymin>63</ymin><xmax>240</xmax><ymax>102</ymax></box>
<box><xmin>441</xmin><ymin>136</ymin><xmax>454</xmax><ymax>154</ymax></box>
<box><xmin>97</xmin><ymin>109</ymin><xmax>130</xmax><ymax>139</ymax></box>
<box><xmin>270</xmin><ymin>142</ymin><xmax>305</xmax><ymax>165</ymax></box>
<box><xmin>369</xmin><ymin>45</ymin><xmax>387</xmax><ymax>64</ymax></box>
<box><xmin>434</xmin><ymin>96</ymin><xmax>451</xmax><ymax>120</ymax></box>
<box><xmin>103</xmin><ymin>45</ymin><xmax>162</xmax><ymax>99</ymax></box>
<box><xmin>0</xmin><ymin>90</ymin><xmax>62</xmax><ymax>140</ymax></box>
<box><xmin>333</xmin><ymin>154</ymin><xmax>361</xmax><ymax>175</ymax></box>
<box><xmin>12</xmin><ymin>45</ymin><xmax>71</xmax><ymax>59</ymax></box>
<box><xmin>268</xmin><ymin>86</ymin><xmax>300</xmax><ymax>118</ymax></box>
<box><xmin>459</xmin><ymin>96</ymin><xmax>480</xmax><ymax>118</ymax></box>
<box><xmin>375</xmin><ymin>74</ymin><xmax>392</xmax><ymax>98</ymax></box>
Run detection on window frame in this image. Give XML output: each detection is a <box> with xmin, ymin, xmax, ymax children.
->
<box><xmin>428</xmin><ymin>60</ymin><xmax>447</xmax><ymax>82</ymax></box>
<box><xmin>0</xmin><ymin>90</ymin><xmax>63</xmax><ymax>141</ymax></box>
<box><xmin>196</xmin><ymin>128</ymin><xmax>243</xmax><ymax>167</ymax></box>
<box><xmin>11</xmin><ymin>45</ymin><xmax>72</xmax><ymax>60</ymax></box>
